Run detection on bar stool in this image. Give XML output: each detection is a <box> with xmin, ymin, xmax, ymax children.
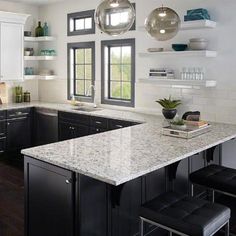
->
<box><xmin>140</xmin><ymin>192</ymin><xmax>230</xmax><ymax>236</ymax></box>
<box><xmin>189</xmin><ymin>164</ymin><xmax>236</xmax><ymax>201</ymax></box>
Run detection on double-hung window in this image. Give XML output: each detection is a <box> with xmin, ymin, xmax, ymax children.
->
<box><xmin>68</xmin><ymin>42</ymin><xmax>95</xmax><ymax>102</ymax></box>
<box><xmin>101</xmin><ymin>39</ymin><xmax>135</xmax><ymax>107</ymax></box>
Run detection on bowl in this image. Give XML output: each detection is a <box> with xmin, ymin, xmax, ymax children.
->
<box><xmin>24</xmin><ymin>51</ymin><xmax>31</xmax><ymax>56</ymax></box>
<box><xmin>147</xmin><ymin>48</ymin><xmax>164</xmax><ymax>53</ymax></box>
<box><xmin>172</xmin><ymin>44</ymin><xmax>188</xmax><ymax>51</ymax></box>
<box><xmin>189</xmin><ymin>38</ymin><xmax>208</xmax><ymax>50</ymax></box>
<box><xmin>189</xmin><ymin>41</ymin><xmax>208</xmax><ymax>50</ymax></box>
<box><xmin>24</xmin><ymin>31</ymin><xmax>31</xmax><ymax>37</ymax></box>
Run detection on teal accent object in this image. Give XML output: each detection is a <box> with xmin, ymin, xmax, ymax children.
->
<box><xmin>172</xmin><ymin>44</ymin><xmax>188</xmax><ymax>51</ymax></box>
<box><xmin>43</xmin><ymin>22</ymin><xmax>49</xmax><ymax>36</ymax></box>
<box><xmin>187</xmin><ymin>8</ymin><xmax>208</xmax><ymax>16</ymax></box>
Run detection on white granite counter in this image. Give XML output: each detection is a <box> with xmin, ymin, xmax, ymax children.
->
<box><xmin>16</xmin><ymin>102</ymin><xmax>236</xmax><ymax>186</ymax></box>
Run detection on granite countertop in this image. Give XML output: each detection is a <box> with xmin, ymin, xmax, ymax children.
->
<box><xmin>14</xmin><ymin>102</ymin><xmax>236</xmax><ymax>186</ymax></box>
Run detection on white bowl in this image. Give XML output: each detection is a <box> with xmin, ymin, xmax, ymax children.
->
<box><xmin>24</xmin><ymin>51</ymin><xmax>31</xmax><ymax>56</ymax></box>
<box><xmin>189</xmin><ymin>41</ymin><xmax>208</xmax><ymax>50</ymax></box>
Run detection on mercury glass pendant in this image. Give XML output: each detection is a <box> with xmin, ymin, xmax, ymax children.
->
<box><xmin>145</xmin><ymin>7</ymin><xmax>180</xmax><ymax>41</ymax></box>
<box><xmin>95</xmin><ymin>0</ymin><xmax>135</xmax><ymax>36</ymax></box>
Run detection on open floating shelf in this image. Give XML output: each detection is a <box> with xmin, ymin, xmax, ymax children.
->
<box><xmin>138</xmin><ymin>78</ymin><xmax>217</xmax><ymax>88</ymax></box>
<box><xmin>138</xmin><ymin>20</ymin><xmax>216</xmax><ymax>31</ymax></box>
<box><xmin>24</xmin><ymin>56</ymin><xmax>56</xmax><ymax>61</ymax></box>
<box><xmin>139</xmin><ymin>50</ymin><xmax>217</xmax><ymax>58</ymax></box>
<box><xmin>24</xmin><ymin>36</ymin><xmax>56</xmax><ymax>42</ymax></box>
<box><xmin>24</xmin><ymin>75</ymin><xmax>57</xmax><ymax>80</ymax></box>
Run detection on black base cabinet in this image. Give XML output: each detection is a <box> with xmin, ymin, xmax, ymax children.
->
<box><xmin>24</xmin><ymin>156</ymin><xmax>75</xmax><ymax>236</ymax></box>
<box><xmin>25</xmin><ymin>156</ymin><xmax>165</xmax><ymax>236</ymax></box>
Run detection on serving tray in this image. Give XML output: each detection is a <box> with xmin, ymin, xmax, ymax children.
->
<box><xmin>162</xmin><ymin>124</ymin><xmax>211</xmax><ymax>139</ymax></box>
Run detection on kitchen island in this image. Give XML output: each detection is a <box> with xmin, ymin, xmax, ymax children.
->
<box><xmin>19</xmin><ymin>102</ymin><xmax>236</xmax><ymax>236</ymax></box>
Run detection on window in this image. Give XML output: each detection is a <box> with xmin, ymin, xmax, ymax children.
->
<box><xmin>104</xmin><ymin>3</ymin><xmax>136</xmax><ymax>31</ymax></box>
<box><xmin>67</xmin><ymin>10</ymin><xmax>95</xmax><ymax>36</ymax></box>
<box><xmin>101</xmin><ymin>39</ymin><xmax>135</xmax><ymax>107</ymax></box>
<box><xmin>67</xmin><ymin>42</ymin><xmax>95</xmax><ymax>102</ymax></box>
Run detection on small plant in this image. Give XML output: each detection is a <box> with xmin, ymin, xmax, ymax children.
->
<box><xmin>156</xmin><ymin>96</ymin><xmax>181</xmax><ymax>109</ymax></box>
<box><xmin>171</xmin><ymin>119</ymin><xmax>185</xmax><ymax>126</ymax></box>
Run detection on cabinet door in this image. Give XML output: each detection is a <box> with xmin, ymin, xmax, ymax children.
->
<box><xmin>25</xmin><ymin>157</ymin><xmax>74</xmax><ymax>236</ymax></box>
<box><xmin>0</xmin><ymin>22</ymin><xmax>24</xmax><ymax>81</ymax></box>
<box><xmin>59</xmin><ymin>121</ymin><xmax>89</xmax><ymax>141</ymax></box>
<box><xmin>7</xmin><ymin>117</ymin><xmax>31</xmax><ymax>150</ymax></box>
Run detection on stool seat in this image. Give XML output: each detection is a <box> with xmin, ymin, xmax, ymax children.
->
<box><xmin>190</xmin><ymin>164</ymin><xmax>236</xmax><ymax>196</ymax></box>
<box><xmin>140</xmin><ymin>192</ymin><xmax>230</xmax><ymax>236</ymax></box>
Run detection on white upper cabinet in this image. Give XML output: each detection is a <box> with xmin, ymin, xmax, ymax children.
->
<box><xmin>0</xmin><ymin>11</ymin><xmax>29</xmax><ymax>81</ymax></box>
<box><xmin>1</xmin><ymin>23</ymin><xmax>24</xmax><ymax>81</ymax></box>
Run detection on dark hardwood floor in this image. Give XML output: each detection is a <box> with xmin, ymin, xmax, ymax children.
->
<box><xmin>0</xmin><ymin>157</ymin><xmax>24</xmax><ymax>236</ymax></box>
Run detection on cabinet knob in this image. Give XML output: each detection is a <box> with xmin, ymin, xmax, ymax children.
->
<box><xmin>66</xmin><ymin>179</ymin><xmax>71</xmax><ymax>184</ymax></box>
<box><xmin>7</xmin><ymin>122</ymin><xmax>10</xmax><ymax>125</ymax></box>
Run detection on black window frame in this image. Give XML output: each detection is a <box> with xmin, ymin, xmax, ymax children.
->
<box><xmin>101</xmin><ymin>38</ymin><xmax>135</xmax><ymax>107</ymax></box>
<box><xmin>67</xmin><ymin>41</ymin><xmax>95</xmax><ymax>103</ymax></box>
<box><xmin>67</xmin><ymin>10</ymin><xmax>95</xmax><ymax>36</ymax></box>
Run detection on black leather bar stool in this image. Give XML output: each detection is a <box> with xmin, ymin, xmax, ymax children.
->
<box><xmin>189</xmin><ymin>164</ymin><xmax>236</xmax><ymax>201</ymax></box>
<box><xmin>140</xmin><ymin>192</ymin><xmax>230</xmax><ymax>236</ymax></box>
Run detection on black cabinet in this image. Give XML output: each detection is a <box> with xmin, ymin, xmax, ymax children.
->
<box><xmin>108</xmin><ymin>119</ymin><xmax>139</xmax><ymax>130</ymax></box>
<box><xmin>0</xmin><ymin>111</ymin><xmax>6</xmax><ymax>154</ymax></box>
<box><xmin>59</xmin><ymin>121</ymin><xmax>89</xmax><ymax>140</ymax></box>
<box><xmin>58</xmin><ymin>112</ymin><xmax>90</xmax><ymax>141</ymax></box>
<box><xmin>7</xmin><ymin>108</ymin><xmax>32</xmax><ymax>151</ymax></box>
<box><xmin>25</xmin><ymin>156</ymin><xmax>75</xmax><ymax>236</ymax></box>
<box><xmin>76</xmin><ymin>174</ymin><xmax>107</xmax><ymax>236</ymax></box>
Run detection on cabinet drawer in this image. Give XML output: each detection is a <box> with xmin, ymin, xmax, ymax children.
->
<box><xmin>0</xmin><ymin>110</ymin><xmax>6</xmax><ymax>120</ymax></box>
<box><xmin>0</xmin><ymin>137</ymin><xmax>6</xmax><ymax>153</ymax></box>
<box><xmin>0</xmin><ymin>120</ymin><xmax>6</xmax><ymax>137</ymax></box>
<box><xmin>59</xmin><ymin>112</ymin><xmax>89</xmax><ymax>126</ymax></box>
<box><xmin>108</xmin><ymin>119</ymin><xmax>132</xmax><ymax>130</ymax></box>
<box><xmin>90</xmin><ymin>127</ymin><xmax>106</xmax><ymax>134</ymax></box>
<box><xmin>90</xmin><ymin>116</ymin><xmax>108</xmax><ymax>129</ymax></box>
<box><xmin>7</xmin><ymin>108</ymin><xmax>31</xmax><ymax>118</ymax></box>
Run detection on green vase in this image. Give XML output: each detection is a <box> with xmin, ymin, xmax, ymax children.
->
<box><xmin>35</xmin><ymin>21</ymin><xmax>44</xmax><ymax>37</ymax></box>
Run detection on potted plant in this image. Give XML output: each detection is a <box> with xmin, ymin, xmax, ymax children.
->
<box><xmin>170</xmin><ymin>119</ymin><xmax>187</xmax><ymax>130</ymax></box>
<box><xmin>156</xmin><ymin>96</ymin><xmax>181</xmax><ymax>119</ymax></box>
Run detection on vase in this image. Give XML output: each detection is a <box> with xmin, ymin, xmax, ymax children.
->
<box><xmin>43</xmin><ymin>22</ymin><xmax>49</xmax><ymax>36</ymax></box>
<box><xmin>162</xmin><ymin>108</ymin><xmax>177</xmax><ymax>120</ymax></box>
<box><xmin>35</xmin><ymin>21</ymin><xmax>44</xmax><ymax>37</ymax></box>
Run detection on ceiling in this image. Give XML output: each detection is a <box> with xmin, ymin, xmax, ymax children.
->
<box><xmin>2</xmin><ymin>0</ymin><xmax>65</xmax><ymax>5</ymax></box>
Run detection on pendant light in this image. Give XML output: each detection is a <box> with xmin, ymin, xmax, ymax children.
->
<box><xmin>95</xmin><ymin>0</ymin><xmax>135</xmax><ymax>36</ymax></box>
<box><xmin>145</xmin><ymin>6</ymin><xmax>180</xmax><ymax>41</ymax></box>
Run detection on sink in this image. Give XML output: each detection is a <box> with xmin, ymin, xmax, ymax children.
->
<box><xmin>73</xmin><ymin>106</ymin><xmax>103</xmax><ymax>112</ymax></box>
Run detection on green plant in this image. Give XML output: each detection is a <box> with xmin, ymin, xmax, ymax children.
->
<box><xmin>156</xmin><ymin>96</ymin><xmax>181</xmax><ymax>109</ymax></box>
<box><xmin>171</xmin><ymin>119</ymin><xmax>185</xmax><ymax>126</ymax></box>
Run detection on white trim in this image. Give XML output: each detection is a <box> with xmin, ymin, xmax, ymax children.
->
<box><xmin>0</xmin><ymin>11</ymin><xmax>30</xmax><ymax>25</ymax></box>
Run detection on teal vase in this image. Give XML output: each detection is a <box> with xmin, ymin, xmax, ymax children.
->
<box><xmin>43</xmin><ymin>22</ymin><xmax>49</xmax><ymax>36</ymax></box>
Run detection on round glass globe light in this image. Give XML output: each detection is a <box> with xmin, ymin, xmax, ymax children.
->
<box><xmin>145</xmin><ymin>7</ymin><xmax>180</xmax><ymax>41</ymax></box>
<box><xmin>95</xmin><ymin>0</ymin><xmax>135</xmax><ymax>36</ymax></box>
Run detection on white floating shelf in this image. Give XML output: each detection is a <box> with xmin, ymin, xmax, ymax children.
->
<box><xmin>24</xmin><ymin>56</ymin><xmax>56</xmax><ymax>61</ymax></box>
<box><xmin>181</xmin><ymin>20</ymin><xmax>216</xmax><ymax>30</ymax></box>
<box><xmin>24</xmin><ymin>75</ymin><xmax>57</xmax><ymax>80</ymax></box>
<box><xmin>24</xmin><ymin>36</ymin><xmax>56</xmax><ymax>42</ymax></box>
<box><xmin>138</xmin><ymin>20</ymin><xmax>216</xmax><ymax>31</ymax></box>
<box><xmin>138</xmin><ymin>78</ymin><xmax>217</xmax><ymax>88</ymax></box>
<box><xmin>139</xmin><ymin>50</ymin><xmax>217</xmax><ymax>58</ymax></box>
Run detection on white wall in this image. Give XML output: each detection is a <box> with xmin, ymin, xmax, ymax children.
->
<box><xmin>37</xmin><ymin>0</ymin><xmax>236</xmax><ymax>124</ymax></box>
<box><xmin>0</xmin><ymin>0</ymin><xmax>39</xmax><ymax>102</ymax></box>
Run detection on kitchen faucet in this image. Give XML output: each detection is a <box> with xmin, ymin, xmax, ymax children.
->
<box><xmin>86</xmin><ymin>84</ymin><xmax>97</xmax><ymax>108</ymax></box>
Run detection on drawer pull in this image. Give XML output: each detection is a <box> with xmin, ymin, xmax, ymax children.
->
<box><xmin>115</xmin><ymin>125</ymin><xmax>123</xmax><ymax>128</ymax></box>
<box><xmin>95</xmin><ymin>121</ymin><xmax>102</xmax><ymax>125</ymax></box>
